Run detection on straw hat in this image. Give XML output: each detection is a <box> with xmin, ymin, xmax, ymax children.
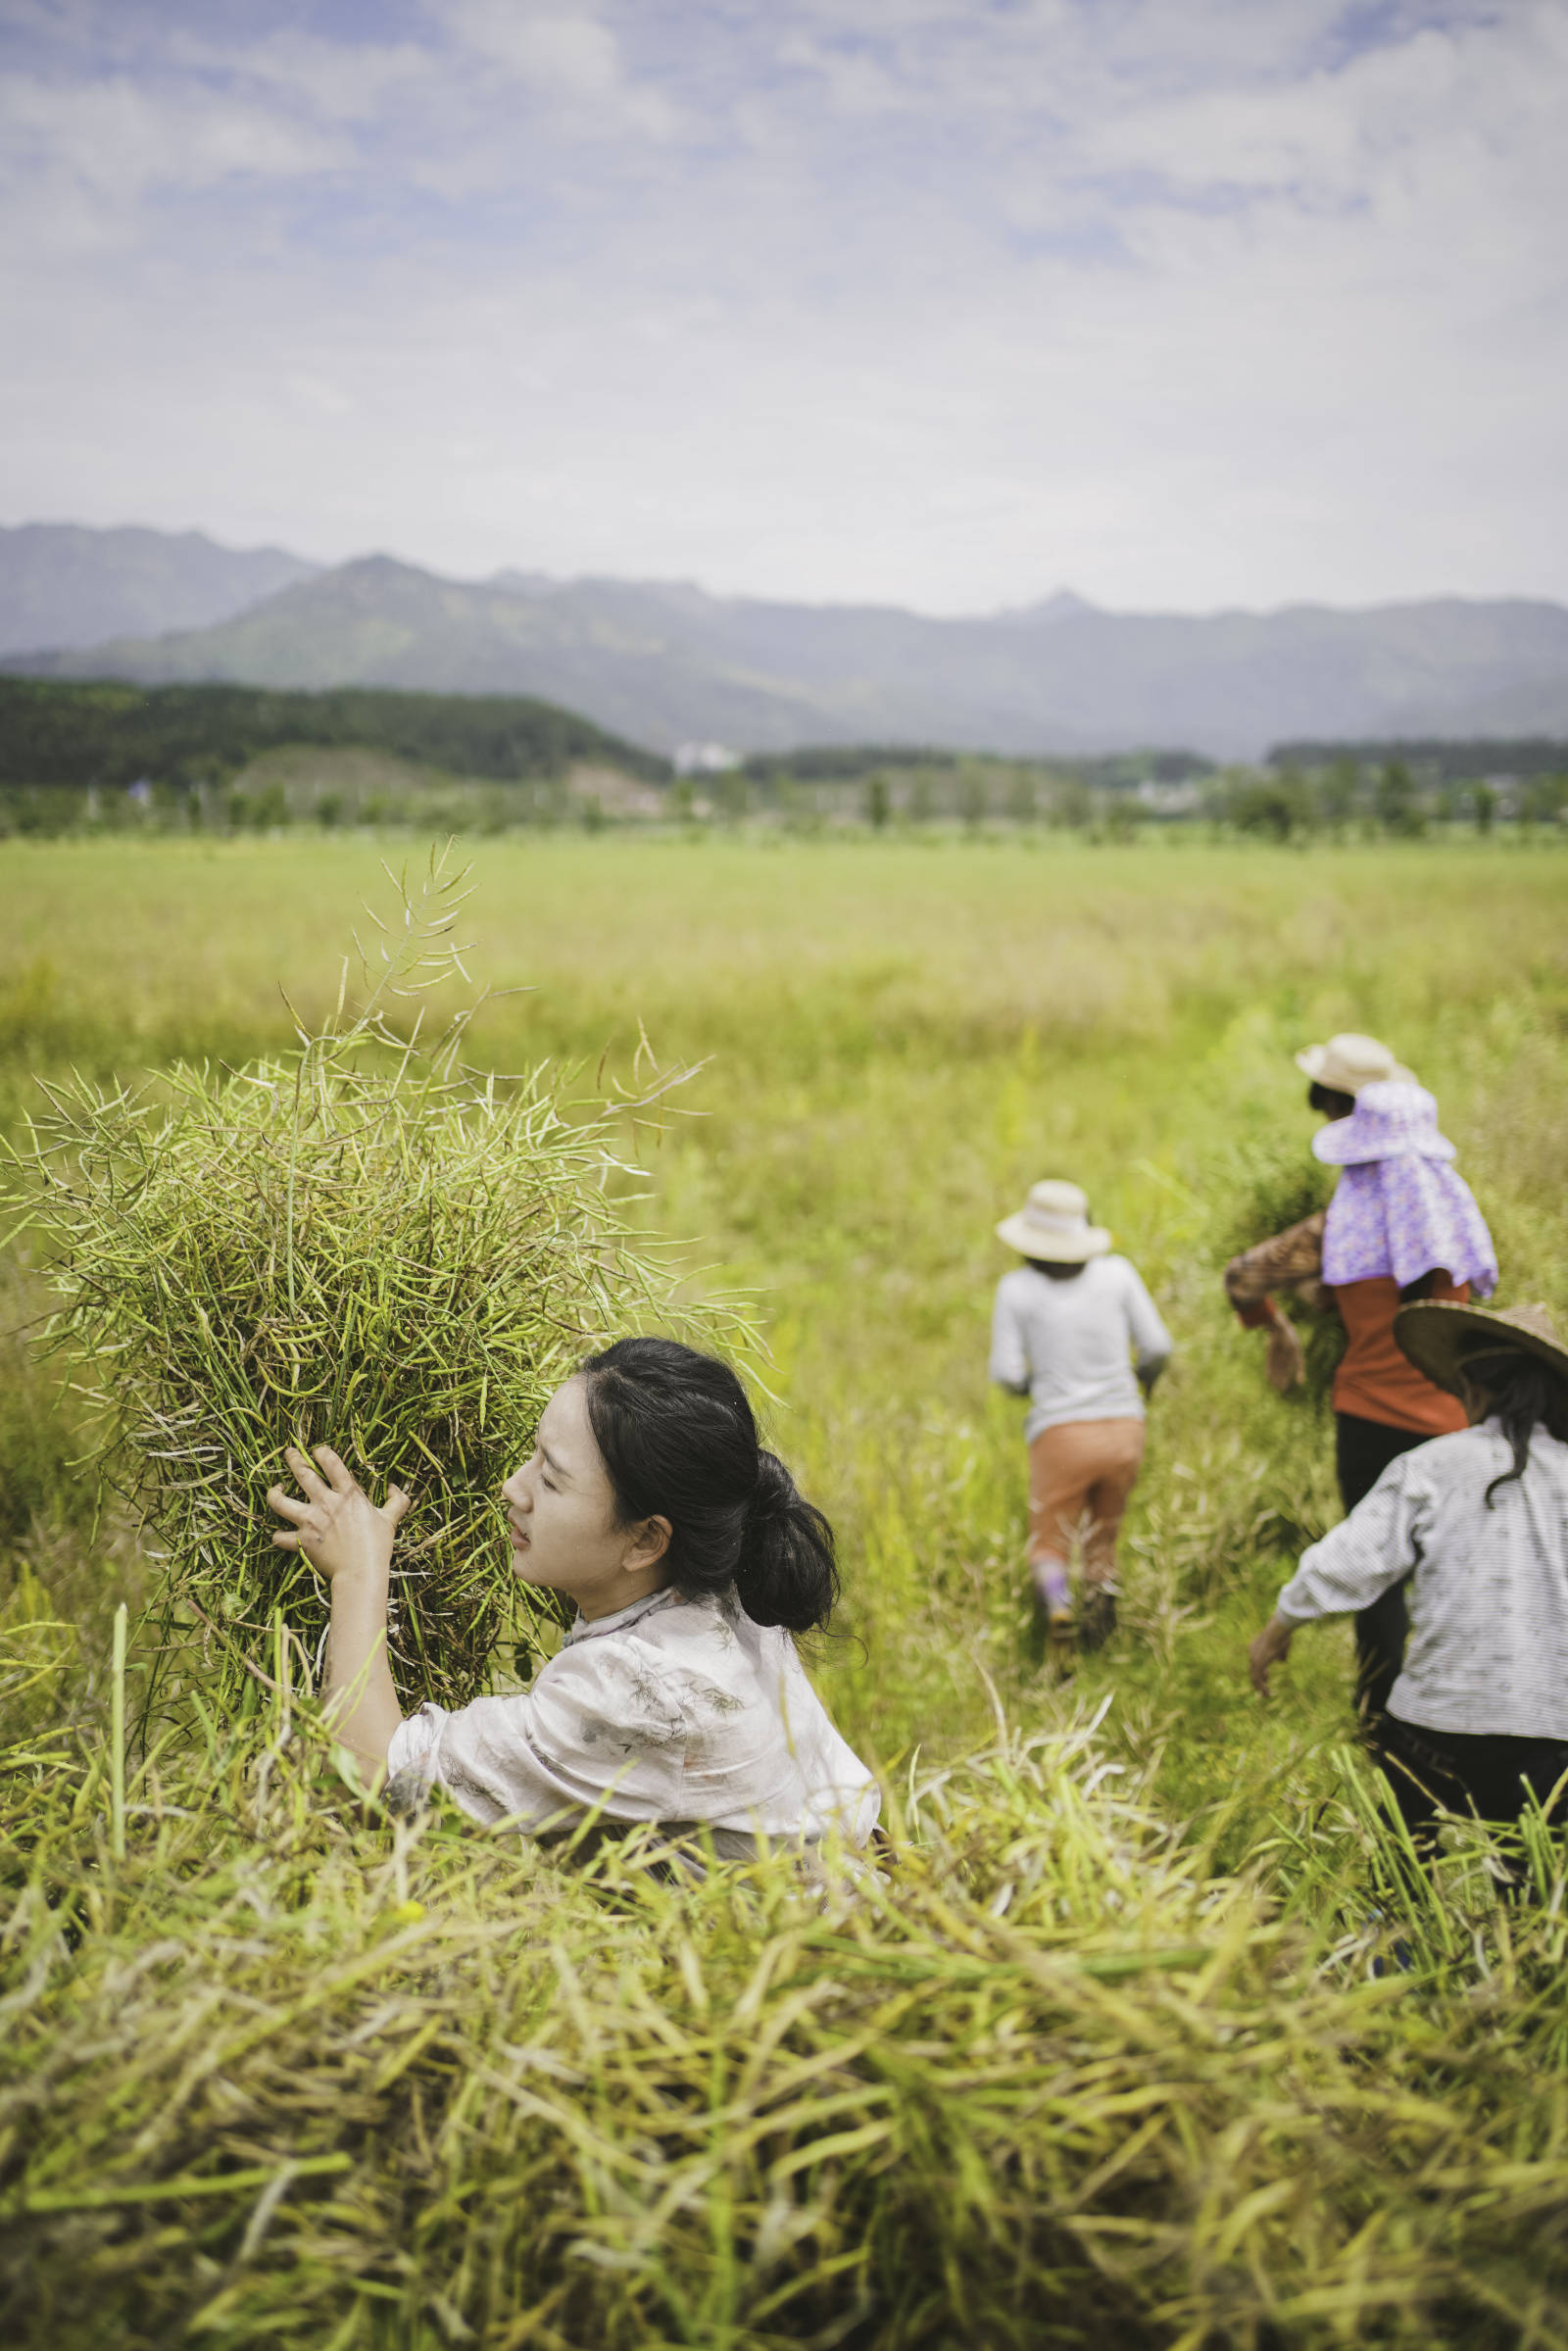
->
<box><xmin>1394</xmin><ymin>1299</ymin><xmax>1568</xmax><ymax>1398</ymax></box>
<box><xmin>996</xmin><ymin>1180</ymin><xmax>1112</xmax><ymax>1263</ymax></box>
<box><xmin>1295</xmin><ymin>1032</ymin><xmax>1415</xmax><ymax>1095</ymax></box>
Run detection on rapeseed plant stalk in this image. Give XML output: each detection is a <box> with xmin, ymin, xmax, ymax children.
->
<box><xmin>3</xmin><ymin>848</ymin><xmax>696</xmax><ymax>1711</ymax></box>
<box><xmin>4</xmin><ymin>1681</ymin><xmax>1568</xmax><ymax>2349</ymax></box>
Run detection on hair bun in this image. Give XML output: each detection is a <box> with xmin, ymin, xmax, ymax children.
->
<box><xmin>746</xmin><ymin>1448</ymin><xmax>795</xmax><ymax>1525</ymax></box>
<box><xmin>734</xmin><ymin>1449</ymin><xmax>840</xmax><ymax>1633</ymax></box>
<box><xmin>580</xmin><ymin>1337</ymin><xmax>840</xmax><ymax>1636</ymax></box>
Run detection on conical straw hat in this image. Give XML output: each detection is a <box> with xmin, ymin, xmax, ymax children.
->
<box><xmin>1394</xmin><ymin>1298</ymin><xmax>1568</xmax><ymax>1397</ymax></box>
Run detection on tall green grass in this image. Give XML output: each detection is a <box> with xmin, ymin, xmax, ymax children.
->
<box><xmin>2</xmin><ymin>833</ymin><xmax>1566</xmax><ymax>2345</ymax></box>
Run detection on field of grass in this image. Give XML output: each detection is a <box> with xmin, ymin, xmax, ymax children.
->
<box><xmin>3</xmin><ymin>832</ymin><xmax>1568</xmax><ymax>2347</ymax></box>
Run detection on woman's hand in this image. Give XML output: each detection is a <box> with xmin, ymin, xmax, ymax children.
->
<box><xmin>1249</xmin><ymin>1612</ymin><xmax>1295</xmax><ymax>1698</ymax></box>
<box><xmin>267</xmin><ymin>1445</ymin><xmax>411</xmax><ymax>1585</ymax></box>
<box><xmin>1264</xmin><ymin>1312</ymin><xmax>1305</xmax><ymax>1395</ymax></box>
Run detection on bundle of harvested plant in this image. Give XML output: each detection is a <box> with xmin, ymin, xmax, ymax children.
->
<box><xmin>4</xmin><ymin>852</ymin><xmax>688</xmax><ymax>1710</ymax></box>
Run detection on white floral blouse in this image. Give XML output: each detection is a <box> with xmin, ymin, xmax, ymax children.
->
<box><xmin>385</xmin><ymin>1586</ymin><xmax>880</xmax><ymax>1856</ymax></box>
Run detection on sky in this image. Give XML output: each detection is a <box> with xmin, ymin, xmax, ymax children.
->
<box><xmin>1</xmin><ymin>0</ymin><xmax>1564</xmax><ymax>613</ymax></box>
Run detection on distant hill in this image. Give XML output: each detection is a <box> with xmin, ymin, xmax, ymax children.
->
<box><xmin>0</xmin><ymin>525</ymin><xmax>318</xmax><ymax>659</ymax></box>
<box><xmin>8</xmin><ymin>530</ymin><xmax>1568</xmax><ymax>758</ymax></box>
<box><xmin>0</xmin><ymin>677</ymin><xmax>667</xmax><ymax>793</ymax></box>
<box><xmin>14</xmin><ymin>558</ymin><xmax>846</xmax><ymax>755</ymax></box>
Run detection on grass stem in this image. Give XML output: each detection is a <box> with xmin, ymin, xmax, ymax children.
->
<box><xmin>110</xmin><ymin>1599</ymin><xmax>126</xmax><ymax>1862</ymax></box>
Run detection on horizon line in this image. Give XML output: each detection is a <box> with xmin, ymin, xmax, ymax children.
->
<box><xmin>4</xmin><ymin>518</ymin><xmax>1566</xmax><ymax>627</ymax></box>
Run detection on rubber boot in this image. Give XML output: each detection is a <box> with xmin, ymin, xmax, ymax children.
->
<box><xmin>1078</xmin><ymin>1588</ymin><xmax>1118</xmax><ymax>1653</ymax></box>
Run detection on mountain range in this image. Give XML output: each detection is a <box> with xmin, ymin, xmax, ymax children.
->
<box><xmin>0</xmin><ymin>524</ymin><xmax>318</xmax><ymax>658</ymax></box>
<box><xmin>5</xmin><ymin>525</ymin><xmax>1568</xmax><ymax>759</ymax></box>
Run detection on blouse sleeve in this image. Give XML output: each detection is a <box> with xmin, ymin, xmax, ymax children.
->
<box><xmin>1275</xmin><ymin>1457</ymin><xmax>1428</xmax><ymax>1624</ymax></box>
<box><xmin>1119</xmin><ymin>1262</ymin><xmax>1173</xmax><ymax>1371</ymax></box>
<box><xmin>989</xmin><ymin>1279</ymin><xmax>1030</xmax><ymax>1394</ymax></box>
<box><xmin>385</xmin><ymin>1640</ymin><xmax>693</xmax><ymax>1832</ymax></box>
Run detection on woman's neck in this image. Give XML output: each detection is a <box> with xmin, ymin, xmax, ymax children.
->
<box><xmin>575</xmin><ymin>1571</ymin><xmax>672</xmax><ymax>1624</ymax></box>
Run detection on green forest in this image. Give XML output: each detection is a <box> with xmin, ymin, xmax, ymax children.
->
<box><xmin>0</xmin><ymin>677</ymin><xmax>666</xmax><ymax>798</ymax></box>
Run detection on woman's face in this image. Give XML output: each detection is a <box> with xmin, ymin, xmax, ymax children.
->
<box><xmin>501</xmin><ymin>1376</ymin><xmax>670</xmax><ymax>1621</ymax></box>
<box><xmin>1308</xmin><ymin>1084</ymin><xmax>1356</xmax><ymax>1126</ymax></box>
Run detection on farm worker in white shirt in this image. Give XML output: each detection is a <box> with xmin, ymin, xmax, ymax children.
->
<box><xmin>266</xmin><ymin>1337</ymin><xmax>879</xmax><ymax>1860</ymax></box>
<box><xmin>990</xmin><ymin>1180</ymin><xmax>1172</xmax><ymax>1650</ymax></box>
<box><xmin>1248</xmin><ymin>1300</ymin><xmax>1568</xmax><ymax>1862</ymax></box>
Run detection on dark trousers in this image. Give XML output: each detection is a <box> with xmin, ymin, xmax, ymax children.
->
<box><xmin>1335</xmin><ymin>1412</ymin><xmax>1430</xmax><ymax>1732</ymax></box>
<box><xmin>1382</xmin><ymin>1717</ymin><xmax>1568</xmax><ymax>1865</ymax></box>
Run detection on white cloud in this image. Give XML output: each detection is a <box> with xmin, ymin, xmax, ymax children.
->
<box><xmin>283</xmin><ymin>371</ymin><xmax>356</xmax><ymax>417</ymax></box>
<box><xmin>0</xmin><ymin>71</ymin><xmax>349</xmax><ymax>201</ymax></box>
<box><xmin>1085</xmin><ymin>10</ymin><xmax>1567</xmax><ymax>206</ymax></box>
<box><xmin>772</xmin><ymin>33</ymin><xmax>913</xmax><ymax>117</ymax></box>
<box><xmin>0</xmin><ymin>1</ymin><xmax>1562</xmax><ymax>611</ymax></box>
<box><xmin>200</xmin><ymin>29</ymin><xmax>434</xmax><ymax>125</ymax></box>
<box><xmin>442</xmin><ymin>3</ymin><xmax>680</xmax><ymax>138</ymax></box>
<box><xmin>452</xmin><ymin>4</ymin><xmax>617</xmax><ymax>90</ymax></box>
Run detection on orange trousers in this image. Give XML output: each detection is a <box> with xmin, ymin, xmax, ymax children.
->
<box><xmin>1027</xmin><ymin>1417</ymin><xmax>1145</xmax><ymax>1597</ymax></box>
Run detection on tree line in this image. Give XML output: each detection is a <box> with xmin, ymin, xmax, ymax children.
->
<box><xmin>1226</xmin><ymin>755</ymin><xmax>1568</xmax><ymax>840</ymax></box>
<box><xmin>1268</xmin><ymin>737</ymin><xmax>1568</xmax><ymax>785</ymax></box>
<box><xmin>1</xmin><ymin>678</ymin><xmax>1562</xmax><ymax>842</ymax></box>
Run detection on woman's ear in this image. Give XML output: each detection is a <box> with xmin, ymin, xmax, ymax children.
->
<box><xmin>622</xmin><ymin>1514</ymin><xmax>672</xmax><ymax>1575</ymax></box>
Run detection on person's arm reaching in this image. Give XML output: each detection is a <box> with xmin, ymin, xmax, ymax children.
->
<box><xmin>989</xmin><ymin>1281</ymin><xmax>1031</xmax><ymax>1396</ymax></box>
<box><xmin>1249</xmin><ymin>1458</ymin><xmax>1425</xmax><ymax>1696</ymax></box>
<box><xmin>1223</xmin><ymin>1211</ymin><xmax>1327</xmax><ymax>1394</ymax></box>
<box><xmin>1121</xmin><ymin>1263</ymin><xmax>1173</xmax><ymax>1396</ymax></box>
<box><xmin>267</xmin><ymin>1445</ymin><xmax>411</xmax><ymax>1776</ymax></box>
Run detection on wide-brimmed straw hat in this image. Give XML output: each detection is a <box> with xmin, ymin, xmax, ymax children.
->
<box><xmin>1394</xmin><ymin>1298</ymin><xmax>1568</xmax><ymax>1397</ymax></box>
<box><xmin>996</xmin><ymin>1180</ymin><xmax>1112</xmax><ymax>1263</ymax></box>
<box><xmin>1295</xmin><ymin>1032</ymin><xmax>1415</xmax><ymax>1095</ymax></box>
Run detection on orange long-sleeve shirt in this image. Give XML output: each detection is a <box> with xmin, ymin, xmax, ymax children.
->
<box><xmin>1223</xmin><ymin>1210</ymin><xmax>1467</xmax><ymax>1436</ymax></box>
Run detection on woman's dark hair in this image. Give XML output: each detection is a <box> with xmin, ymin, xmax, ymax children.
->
<box><xmin>1307</xmin><ymin>1081</ymin><xmax>1357</xmax><ymax>1121</ymax></box>
<box><xmin>579</xmin><ymin>1336</ymin><xmax>840</xmax><ymax>1634</ymax></box>
<box><xmin>1461</xmin><ymin>1347</ymin><xmax>1568</xmax><ymax>1506</ymax></box>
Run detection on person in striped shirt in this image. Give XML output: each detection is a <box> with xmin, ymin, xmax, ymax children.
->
<box><xmin>1249</xmin><ymin>1300</ymin><xmax>1568</xmax><ymax>1855</ymax></box>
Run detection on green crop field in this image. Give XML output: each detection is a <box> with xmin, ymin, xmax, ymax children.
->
<box><xmin>3</xmin><ymin>832</ymin><xmax>1568</xmax><ymax>2348</ymax></box>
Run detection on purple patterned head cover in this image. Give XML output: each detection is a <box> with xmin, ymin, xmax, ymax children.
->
<box><xmin>1313</xmin><ymin>1081</ymin><xmax>1497</xmax><ymax>1296</ymax></box>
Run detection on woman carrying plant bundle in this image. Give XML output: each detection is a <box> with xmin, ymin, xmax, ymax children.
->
<box><xmin>990</xmin><ymin>1180</ymin><xmax>1172</xmax><ymax>1650</ymax></box>
<box><xmin>1248</xmin><ymin>1302</ymin><xmax>1568</xmax><ymax>1859</ymax></box>
<box><xmin>266</xmin><ymin>1337</ymin><xmax>879</xmax><ymax>1857</ymax></box>
<box><xmin>1224</xmin><ymin>1034</ymin><xmax>1497</xmax><ymax>1734</ymax></box>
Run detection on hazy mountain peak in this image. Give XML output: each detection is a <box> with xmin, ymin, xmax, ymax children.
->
<box><xmin>333</xmin><ymin>552</ymin><xmax>437</xmax><ymax>586</ymax></box>
<box><xmin>487</xmin><ymin>566</ymin><xmax>558</xmax><ymax>597</ymax></box>
<box><xmin>1007</xmin><ymin>588</ymin><xmax>1098</xmax><ymax>624</ymax></box>
<box><xmin>0</xmin><ymin>522</ymin><xmax>319</xmax><ymax>658</ymax></box>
